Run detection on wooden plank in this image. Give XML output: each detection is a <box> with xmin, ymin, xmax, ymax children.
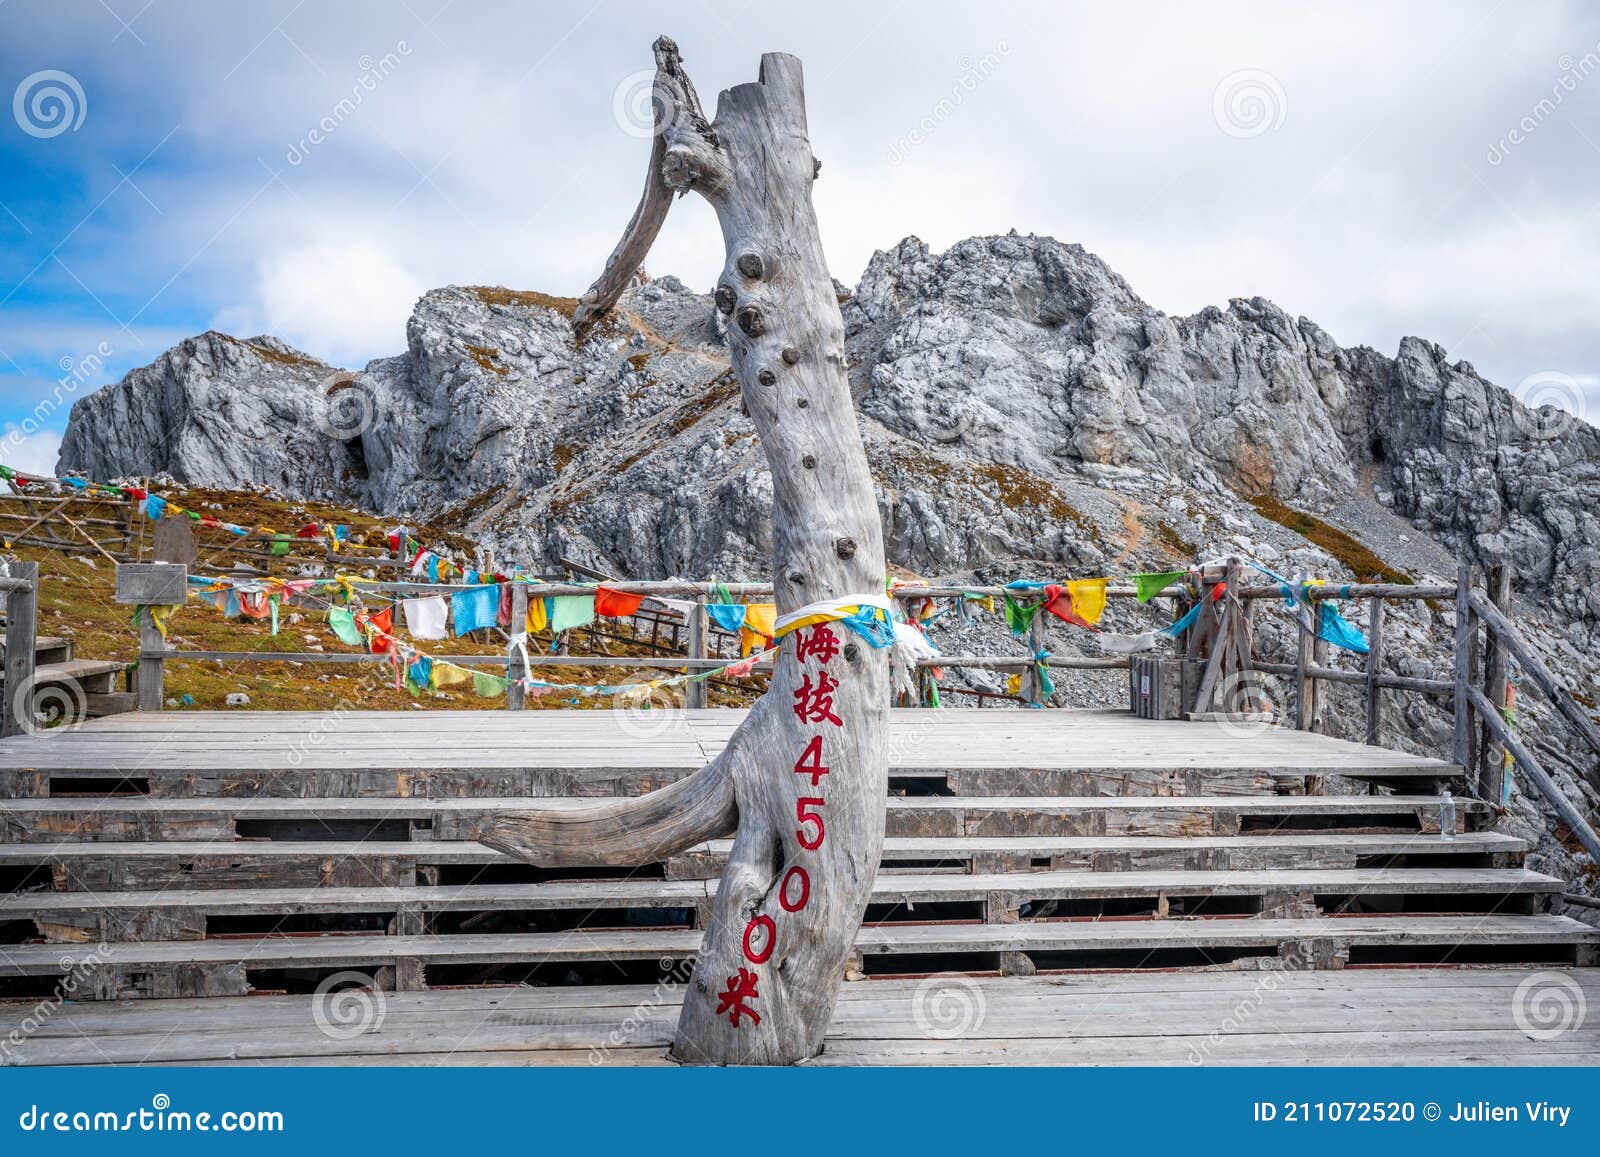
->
<box><xmin>2</xmin><ymin>916</ymin><xmax>1590</xmax><ymax>977</ymax></box>
<box><xmin>1</xmin><ymin>867</ymin><xmax>1565</xmax><ymax>930</ymax></box>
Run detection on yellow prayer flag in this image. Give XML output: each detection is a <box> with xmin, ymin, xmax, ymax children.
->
<box><xmin>527</xmin><ymin>596</ymin><xmax>548</xmax><ymax>634</ymax></box>
<box><xmin>1067</xmin><ymin>578</ymin><xmax>1108</xmax><ymax>626</ymax></box>
<box><xmin>739</xmin><ymin>602</ymin><xmax>777</xmax><ymax>656</ymax></box>
<box><xmin>431</xmin><ymin>662</ymin><xmax>472</xmax><ymax>688</ymax></box>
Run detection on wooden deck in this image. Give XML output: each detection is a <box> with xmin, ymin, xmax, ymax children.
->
<box><xmin>2</xmin><ymin>705</ymin><xmax>1593</xmax><ymax>1065</ymax></box>
<box><xmin>0</xmin><ymin>708</ymin><xmax>1462</xmax><ymax>774</ymax></box>
<box><xmin>4</xmin><ymin>969</ymin><xmax>1595</xmax><ymax>1066</ymax></box>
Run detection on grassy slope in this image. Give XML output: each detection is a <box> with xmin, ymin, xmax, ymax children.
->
<box><xmin>6</xmin><ymin>485</ymin><xmax>760</xmax><ymax>713</ymax></box>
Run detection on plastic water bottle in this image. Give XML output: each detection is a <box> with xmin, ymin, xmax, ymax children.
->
<box><xmin>1439</xmin><ymin>789</ymin><xmax>1456</xmax><ymax>841</ymax></box>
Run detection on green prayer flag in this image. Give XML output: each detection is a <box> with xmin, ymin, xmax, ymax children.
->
<box><xmin>327</xmin><ymin>606</ymin><xmax>362</xmax><ymax>646</ymax></box>
<box><xmin>1002</xmin><ymin>592</ymin><xmax>1038</xmax><ymax>637</ymax></box>
<box><xmin>269</xmin><ymin>595</ymin><xmax>280</xmax><ymax>637</ymax></box>
<box><xmin>271</xmin><ymin>534</ymin><xmax>291</xmax><ymax>557</ymax></box>
<box><xmin>473</xmin><ymin>671</ymin><xmax>507</xmax><ymax>698</ymax></box>
<box><xmin>1131</xmin><ymin>570</ymin><xmax>1186</xmax><ymax>603</ymax></box>
<box><xmin>549</xmin><ymin>594</ymin><xmax>596</xmax><ymax>633</ymax></box>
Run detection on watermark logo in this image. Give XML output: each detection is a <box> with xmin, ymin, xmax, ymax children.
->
<box><xmin>611</xmin><ymin>676</ymin><xmax>684</xmax><ymax>741</ymax></box>
<box><xmin>314</xmin><ymin>371</ymin><xmax>379</xmax><ymax>440</ymax></box>
<box><xmin>311</xmin><ymin>970</ymin><xmax>387</xmax><ymax>1039</ymax></box>
<box><xmin>911</xmin><ymin>972</ymin><xmax>986</xmax><ymax>1039</ymax></box>
<box><xmin>611</xmin><ymin>69</ymin><xmax>682</xmax><ymax>139</ymax></box>
<box><xmin>8</xmin><ymin>671</ymin><xmax>88</xmax><ymax>737</ymax></box>
<box><xmin>1211</xmin><ymin>669</ymin><xmax>1287</xmax><ymax>739</ymax></box>
<box><xmin>1212</xmin><ymin>69</ymin><xmax>1286</xmax><ymax>139</ymax></box>
<box><xmin>1512</xmin><ymin>971</ymin><xmax>1587</xmax><ymax>1041</ymax></box>
<box><xmin>1509</xmin><ymin>370</ymin><xmax>1586</xmax><ymax>441</ymax></box>
<box><xmin>13</xmin><ymin>70</ymin><xmax>87</xmax><ymax>139</ymax></box>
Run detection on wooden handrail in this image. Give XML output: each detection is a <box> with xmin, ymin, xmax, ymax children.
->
<box><xmin>1467</xmin><ymin>685</ymin><xmax>1600</xmax><ymax>863</ymax></box>
<box><xmin>1468</xmin><ymin>587</ymin><xmax>1600</xmax><ymax>774</ymax></box>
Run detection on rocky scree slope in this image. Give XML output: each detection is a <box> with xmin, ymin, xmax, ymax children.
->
<box><xmin>57</xmin><ymin>232</ymin><xmax>1600</xmax><ymax>895</ymax></box>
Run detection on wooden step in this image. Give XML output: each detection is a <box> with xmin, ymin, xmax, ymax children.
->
<box><xmin>0</xmin><ymin>635</ymin><xmax>72</xmax><ymax>665</ymax></box>
<box><xmin>2</xmin><ymin>916</ymin><xmax>1591</xmax><ymax>1002</ymax></box>
<box><xmin>0</xmin><ymin>708</ymin><xmax>1463</xmax><ymax>799</ymax></box>
<box><xmin>0</xmin><ymin>831</ymin><xmax>1527</xmax><ymax>890</ymax></box>
<box><xmin>0</xmin><ymin>793</ymin><xmax>1488</xmax><ymax>843</ymax></box>
<box><xmin>3</xmin><ymin>969</ymin><xmax>1597</xmax><ymax>1067</ymax></box>
<box><xmin>3</xmin><ymin>867</ymin><xmax>1565</xmax><ymax>943</ymax></box>
<box><xmin>24</xmin><ymin>658</ymin><xmax>124</xmax><ymax>694</ymax></box>
<box><xmin>82</xmin><ymin>691</ymin><xmax>136</xmax><ymax>718</ymax></box>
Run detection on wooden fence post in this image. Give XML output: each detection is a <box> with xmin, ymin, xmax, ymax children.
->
<box><xmin>2</xmin><ymin>561</ymin><xmax>38</xmax><ymax>737</ymax></box>
<box><xmin>685</xmin><ymin>603</ymin><xmax>708</xmax><ymax>710</ymax></box>
<box><xmin>1452</xmin><ymin>563</ymin><xmax>1479</xmax><ymax>773</ymax></box>
<box><xmin>507</xmin><ymin>582</ymin><xmax>528</xmax><ymax>711</ymax></box>
<box><xmin>1293</xmin><ymin>598</ymin><xmax>1314</xmax><ymax>731</ymax></box>
<box><xmin>1022</xmin><ymin>607</ymin><xmax>1050</xmax><ymax>706</ymax></box>
<box><xmin>1364</xmin><ymin>596</ymin><xmax>1386</xmax><ymax>746</ymax></box>
<box><xmin>1479</xmin><ymin>565</ymin><xmax>1511</xmax><ymax>804</ymax></box>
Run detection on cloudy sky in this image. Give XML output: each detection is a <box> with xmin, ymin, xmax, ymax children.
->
<box><xmin>1</xmin><ymin>1</ymin><xmax>1597</xmax><ymax>474</ymax></box>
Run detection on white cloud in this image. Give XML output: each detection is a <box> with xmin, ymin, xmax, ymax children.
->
<box><xmin>2</xmin><ymin>426</ymin><xmax>64</xmax><ymax>475</ymax></box>
<box><xmin>228</xmin><ymin>242</ymin><xmax>426</xmax><ymax>367</ymax></box>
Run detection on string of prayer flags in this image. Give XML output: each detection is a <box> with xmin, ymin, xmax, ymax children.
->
<box><xmin>401</xmin><ymin>595</ymin><xmax>449</xmax><ymax>641</ymax></box>
<box><xmin>595</xmin><ymin>586</ymin><xmax>646</xmax><ymax>618</ymax></box>
<box><xmin>1131</xmin><ymin>570</ymin><xmax>1186</xmax><ymax>602</ymax></box>
<box><xmin>549</xmin><ymin>594</ymin><xmax>596</xmax><ymax>633</ymax></box>
<box><xmin>452</xmin><ymin>584</ymin><xmax>500</xmax><ymax>635</ymax></box>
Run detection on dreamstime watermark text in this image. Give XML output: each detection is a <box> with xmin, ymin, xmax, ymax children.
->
<box><xmin>286</xmin><ymin>42</ymin><xmax>413</xmax><ymax>166</ymax></box>
<box><xmin>887</xmin><ymin>43</ymin><xmax>1010</xmax><ymax>166</ymax></box>
<box><xmin>1487</xmin><ymin>42</ymin><xmax>1600</xmax><ymax>165</ymax></box>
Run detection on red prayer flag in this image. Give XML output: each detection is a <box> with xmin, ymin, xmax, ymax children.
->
<box><xmin>295</xmin><ymin>522</ymin><xmax>320</xmax><ymax>538</ymax></box>
<box><xmin>1041</xmin><ymin>583</ymin><xmax>1094</xmax><ymax>630</ymax></box>
<box><xmin>595</xmin><ymin>587</ymin><xmax>646</xmax><ymax>618</ymax></box>
<box><xmin>368</xmin><ymin>607</ymin><xmax>394</xmax><ymax>653</ymax></box>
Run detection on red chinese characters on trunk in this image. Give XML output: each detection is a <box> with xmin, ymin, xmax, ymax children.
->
<box><xmin>726</xmin><ymin>624</ymin><xmax>843</xmax><ymax>1028</ymax></box>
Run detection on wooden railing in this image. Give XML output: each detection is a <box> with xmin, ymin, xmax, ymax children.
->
<box><xmin>117</xmin><ymin>562</ymin><xmax>1162</xmax><ymax>712</ymax></box>
<box><xmin>1218</xmin><ymin>557</ymin><xmax>1600</xmax><ymax>862</ymax></box>
<box><xmin>0</xmin><ymin>489</ymin><xmax>423</xmax><ymax>573</ymax></box>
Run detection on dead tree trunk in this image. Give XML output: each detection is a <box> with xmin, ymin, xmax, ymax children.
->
<box><xmin>484</xmin><ymin>37</ymin><xmax>888</xmax><ymax>1066</ymax></box>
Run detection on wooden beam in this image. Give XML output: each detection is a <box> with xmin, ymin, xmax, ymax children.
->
<box><xmin>1479</xmin><ymin>566</ymin><xmax>1510</xmax><ymax>805</ymax></box>
<box><xmin>1452</xmin><ymin>565</ymin><xmax>1477</xmax><ymax>770</ymax></box>
<box><xmin>1364</xmin><ymin>596</ymin><xmax>1385</xmax><ymax>746</ymax></box>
